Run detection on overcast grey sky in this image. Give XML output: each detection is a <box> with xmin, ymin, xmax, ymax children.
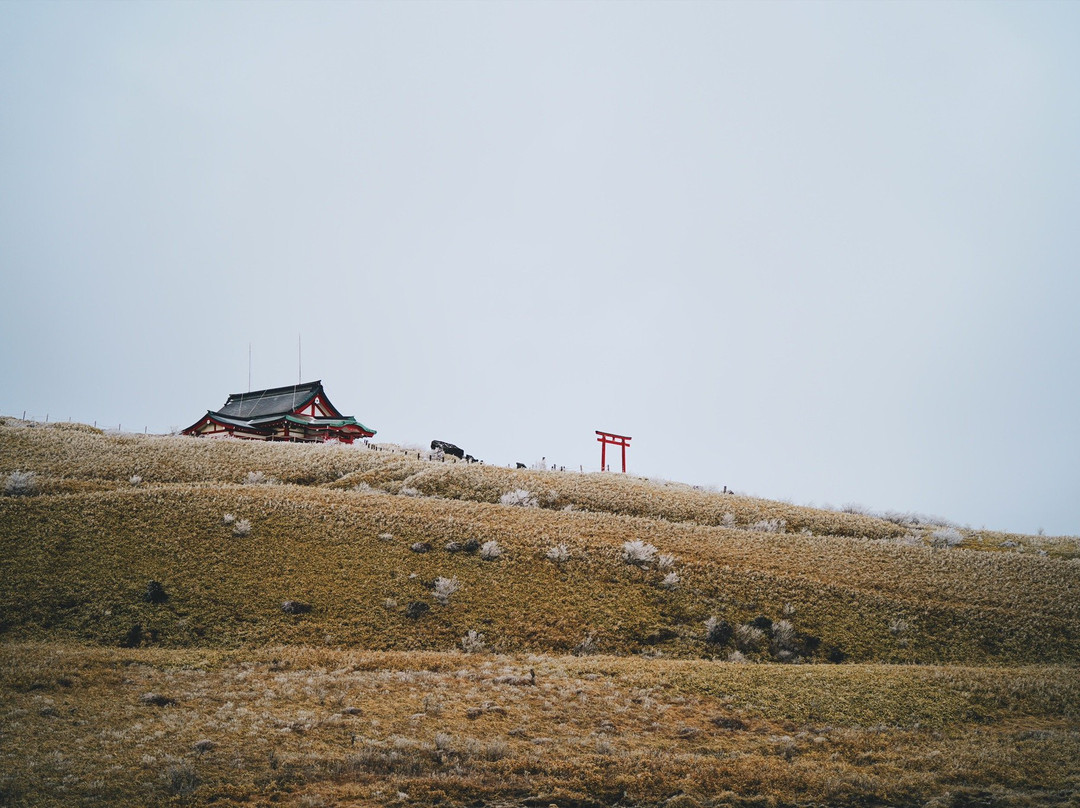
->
<box><xmin>2</xmin><ymin>1</ymin><xmax>1078</xmax><ymax>535</ymax></box>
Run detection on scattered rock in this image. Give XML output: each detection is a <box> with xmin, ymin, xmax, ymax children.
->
<box><xmin>410</xmin><ymin>542</ymin><xmax>431</xmax><ymax>554</ymax></box>
<box><xmin>431</xmin><ymin>440</ymin><xmax>464</xmax><ymax>459</ymax></box>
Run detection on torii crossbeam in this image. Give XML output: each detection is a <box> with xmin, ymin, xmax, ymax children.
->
<box><xmin>596</xmin><ymin>430</ymin><xmax>632</xmax><ymax>473</ymax></box>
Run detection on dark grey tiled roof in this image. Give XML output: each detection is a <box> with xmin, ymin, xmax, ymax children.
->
<box><xmin>218</xmin><ymin>381</ymin><xmax>324</xmax><ymax>419</ymax></box>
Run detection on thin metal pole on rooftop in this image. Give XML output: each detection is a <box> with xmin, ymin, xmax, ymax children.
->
<box><xmin>298</xmin><ymin>333</ymin><xmax>302</xmax><ymax>384</ymax></box>
<box><xmin>248</xmin><ymin>343</ymin><xmax>252</xmax><ymax>392</ymax></box>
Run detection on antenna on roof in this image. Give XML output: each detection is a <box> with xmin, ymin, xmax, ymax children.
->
<box><xmin>248</xmin><ymin>343</ymin><xmax>252</xmax><ymax>392</ymax></box>
<box><xmin>298</xmin><ymin>334</ymin><xmax>302</xmax><ymax>384</ymax></box>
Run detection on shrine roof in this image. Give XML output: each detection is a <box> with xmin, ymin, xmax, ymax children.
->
<box><xmin>218</xmin><ymin>381</ymin><xmax>326</xmax><ymax>419</ymax></box>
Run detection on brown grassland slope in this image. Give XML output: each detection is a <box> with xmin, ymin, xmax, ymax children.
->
<box><xmin>1</xmin><ymin>418</ymin><xmax>1079</xmax><ymax>807</ymax></box>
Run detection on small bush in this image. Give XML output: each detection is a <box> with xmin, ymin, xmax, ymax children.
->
<box><xmin>129</xmin><ymin>474</ymin><xmax>142</xmax><ymax>486</ymax></box>
<box><xmin>242</xmin><ymin>471</ymin><xmax>278</xmax><ymax>486</ymax></box>
<box><xmin>574</xmin><ymin>633</ymin><xmax>597</xmax><ymax>656</ymax></box>
<box><xmin>704</xmin><ymin>617</ymin><xmax>733</xmax><ymax>646</ymax></box>
<box><xmin>144</xmin><ymin>581</ymin><xmax>168</xmax><ymax>604</ymax></box>
<box><xmin>445</xmin><ymin>541</ymin><xmax>462</xmax><ymax>553</ymax></box>
<box><xmin>622</xmin><ymin>540</ymin><xmax>657</xmax><ymax>567</ymax></box>
<box><xmin>735</xmin><ymin>623</ymin><xmax>766</xmax><ymax>653</ymax></box>
<box><xmin>3</xmin><ymin>470</ymin><xmax>37</xmax><ymax>497</ymax></box>
<box><xmin>500</xmin><ymin>488</ymin><xmax>538</xmax><ymax>507</ymax></box>
<box><xmin>721</xmin><ymin>513</ymin><xmax>737</xmax><ymax>528</ymax></box>
<box><xmin>659</xmin><ymin>571</ymin><xmax>680</xmax><ymax>590</ymax></box>
<box><xmin>432</xmin><ymin>577</ymin><xmax>460</xmax><ymax>605</ymax></box>
<box><xmin>461</xmin><ymin>630</ymin><xmax>486</xmax><ymax>653</ymax></box>
<box><xmin>479</xmin><ymin>540</ymin><xmax>502</xmax><ymax>561</ymax></box>
<box><xmin>405</xmin><ymin>601</ymin><xmax>430</xmax><ymax>619</ymax></box>
<box><xmin>162</xmin><ymin>764</ymin><xmax>199</xmax><ymax>797</ymax></box>
<box><xmin>281</xmin><ymin>600</ymin><xmax>312</xmax><ymax>615</ymax></box>
<box><xmin>748</xmin><ymin>518</ymin><xmax>786</xmax><ymax>533</ymax></box>
<box><xmin>232</xmin><ymin>519</ymin><xmax>252</xmax><ymax>538</ymax></box>
<box><xmin>931</xmin><ymin>527</ymin><xmax>964</xmax><ymax>548</ymax></box>
<box><xmin>399</xmin><ymin>486</ymin><xmax>421</xmax><ymax>497</ymax></box>
<box><xmin>656</xmin><ymin>554</ymin><xmax>676</xmax><ymax>570</ymax></box>
<box><xmin>770</xmin><ymin>619</ymin><xmax>798</xmax><ymax>659</ymax></box>
<box><xmin>462</xmin><ymin>539</ymin><xmax>480</xmax><ymax>554</ymax></box>
<box><xmin>410</xmin><ymin>542</ymin><xmax>431</xmax><ymax>554</ymax></box>
<box><xmin>378</xmin><ymin>532</ymin><xmax>393</xmax><ymax>542</ymax></box>
<box><xmin>545</xmin><ymin>544</ymin><xmax>570</xmax><ymax>563</ymax></box>
<box><xmin>222</xmin><ymin>513</ymin><xmax>236</xmax><ymax>525</ymax></box>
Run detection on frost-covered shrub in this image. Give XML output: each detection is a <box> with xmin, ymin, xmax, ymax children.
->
<box><xmin>242</xmin><ymin>471</ymin><xmax>278</xmax><ymax>486</ymax></box>
<box><xmin>545</xmin><ymin>544</ymin><xmax>570</xmax><ymax>563</ymax></box>
<box><xmin>479</xmin><ymin>540</ymin><xmax>502</xmax><ymax>561</ymax></box>
<box><xmin>129</xmin><ymin>474</ymin><xmax>142</xmax><ymax>486</ymax></box>
<box><xmin>399</xmin><ymin>486</ymin><xmax>421</xmax><ymax>497</ymax></box>
<box><xmin>281</xmin><ymin>600</ymin><xmax>312</xmax><ymax>615</ymax></box>
<box><xmin>621</xmin><ymin>540</ymin><xmax>657</xmax><ymax>567</ymax></box>
<box><xmin>432</xmin><ymin>577</ymin><xmax>460</xmax><ymax>605</ymax></box>
<box><xmin>410</xmin><ymin>542</ymin><xmax>431</xmax><ymax>554</ymax></box>
<box><xmin>222</xmin><ymin>513</ymin><xmax>236</xmax><ymax>525</ymax></box>
<box><xmin>659</xmin><ymin>572</ymin><xmax>680</xmax><ymax>590</ymax></box>
<box><xmin>232</xmin><ymin>519</ymin><xmax>252</xmax><ymax>538</ymax></box>
<box><xmin>721</xmin><ymin>512</ymin><xmax>737</xmax><ymax>528</ymax></box>
<box><xmin>461</xmin><ymin>630</ymin><xmax>486</xmax><ymax>653</ymax></box>
<box><xmin>3</xmin><ymin>470</ymin><xmax>37</xmax><ymax>497</ymax></box>
<box><xmin>500</xmin><ymin>488</ymin><xmax>538</xmax><ymax>508</ymax></box>
<box><xmin>574</xmin><ymin>633</ymin><xmax>597</xmax><ymax>656</ymax></box>
<box><xmin>727</xmin><ymin>650</ymin><xmax>747</xmax><ymax>664</ymax></box>
<box><xmin>704</xmin><ymin>617</ymin><xmax>733</xmax><ymax>646</ymax></box>
<box><xmin>735</xmin><ymin>623</ymin><xmax>766</xmax><ymax>653</ymax></box>
<box><xmin>889</xmin><ymin>617</ymin><xmax>910</xmax><ymax>637</ymax></box>
<box><xmin>931</xmin><ymin>527</ymin><xmax>964</xmax><ymax>548</ymax></box>
<box><xmin>378</xmin><ymin>532</ymin><xmax>393</xmax><ymax>542</ymax></box>
<box><xmin>748</xmin><ymin>518</ymin><xmax>786</xmax><ymax>533</ymax></box>
<box><xmin>656</xmin><ymin>554</ymin><xmax>676</xmax><ymax>570</ymax></box>
<box><xmin>770</xmin><ymin>619</ymin><xmax>798</xmax><ymax>658</ymax></box>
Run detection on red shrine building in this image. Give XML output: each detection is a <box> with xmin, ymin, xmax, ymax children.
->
<box><xmin>182</xmin><ymin>381</ymin><xmax>376</xmax><ymax>443</ymax></box>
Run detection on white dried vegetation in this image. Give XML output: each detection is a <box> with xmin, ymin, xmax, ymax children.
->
<box><xmin>545</xmin><ymin>544</ymin><xmax>570</xmax><ymax>563</ymax></box>
<box><xmin>500</xmin><ymin>488</ymin><xmax>538</xmax><ymax>508</ymax></box>
<box><xmin>622</xmin><ymin>540</ymin><xmax>658</xmax><ymax>567</ymax></box>
<box><xmin>461</xmin><ymin>630</ymin><xmax>486</xmax><ymax>654</ymax></box>
<box><xmin>479</xmin><ymin>540</ymin><xmax>503</xmax><ymax>561</ymax></box>
<box><xmin>432</xmin><ymin>577</ymin><xmax>460</xmax><ymax>606</ymax></box>
<box><xmin>4</xmin><ymin>470</ymin><xmax>37</xmax><ymax>496</ymax></box>
<box><xmin>232</xmin><ymin>519</ymin><xmax>252</xmax><ymax>538</ymax></box>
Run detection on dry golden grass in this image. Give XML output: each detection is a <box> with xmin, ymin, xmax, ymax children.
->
<box><xmin>2</xmin><ymin>420</ymin><xmax>1079</xmax><ymax>806</ymax></box>
<box><xmin>2</xmin><ymin>643</ymin><xmax>1078</xmax><ymax>808</ymax></box>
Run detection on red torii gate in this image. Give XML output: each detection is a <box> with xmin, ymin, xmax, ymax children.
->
<box><xmin>596</xmin><ymin>430</ymin><xmax>632</xmax><ymax>473</ymax></box>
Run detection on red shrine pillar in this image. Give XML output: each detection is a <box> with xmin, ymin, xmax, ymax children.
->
<box><xmin>595</xmin><ymin>431</ymin><xmax>632</xmax><ymax>473</ymax></box>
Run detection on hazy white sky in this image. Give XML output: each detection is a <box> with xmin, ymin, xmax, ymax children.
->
<box><xmin>2</xmin><ymin>1</ymin><xmax>1078</xmax><ymax>535</ymax></box>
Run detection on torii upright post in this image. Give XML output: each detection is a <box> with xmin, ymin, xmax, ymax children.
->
<box><xmin>596</xmin><ymin>430</ymin><xmax>632</xmax><ymax>473</ymax></box>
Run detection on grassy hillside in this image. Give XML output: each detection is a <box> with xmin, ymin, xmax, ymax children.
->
<box><xmin>2</xmin><ymin>418</ymin><xmax>1079</xmax><ymax>807</ymax></box>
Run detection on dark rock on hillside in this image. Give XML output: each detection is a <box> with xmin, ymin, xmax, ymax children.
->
<box><xmin>431</xmin><ymin>440</ymin><xmax>464</xmax><ymax>459</ymax></box>
<box><xmin>281</xmin><ymin>601</ymin><xmax>312</xmax><ymax>615</ymax></box>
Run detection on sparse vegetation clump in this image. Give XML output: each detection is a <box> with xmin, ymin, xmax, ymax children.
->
<box><xmin>461</xmin><ymin>630</ymin><xmax>486</xmax><ymax>653</ymax></box>
<box><xmin>621</xmin><ymin>540</ymin><xmax>657</xmax><ymax>567</ymax></box>
<box><xmin>432</xmin><ymin>576</ymin><xmax>460</xmax><ymax>605</ymax></box>
<box><xmin>479</xmin><ymin>540</ymin><xmax>502</xmax><ymax>560</ymax></box>
<box><xmin>932</xmin><ymin>527</ymin><xmax>964</xmax><ymax>548</ymax></box>
<box><xmin>232</xmin><ymin>518</ymin><xmax>252</xmax><ymax>538</ymax></box>
<box><xmin>500</xmin><ymin>488</ymin><xmax>538</xmax><ymax>507</ymax></box>
<box><xmin>545</xmin><ymin>544</ymin><xmax>570</xmax><ymax>563</ymax></box>
<box><xmin>3</xmin><ymin>469</ymin><xmax>37</xmax><ymax>496</ymax></box>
